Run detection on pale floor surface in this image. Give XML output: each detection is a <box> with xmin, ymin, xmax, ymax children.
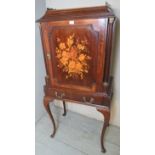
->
<box><xmin>35</xmin><ymin>105</ymin><xmax>120</xmax><ymax>155</ymax></box>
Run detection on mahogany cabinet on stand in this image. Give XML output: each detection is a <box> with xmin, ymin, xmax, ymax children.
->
<box><xmin>37</xmin><ymin>6</ymin><xmax>116</xmax><ymax>153</ymax></box>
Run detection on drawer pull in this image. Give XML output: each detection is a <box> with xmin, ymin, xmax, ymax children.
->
<box><xmin>55</xmin><ymin>92</ymin><xmax>65</xmax><ymax>99</ymax></box>
<box><xmin>90</xmin><ymin>97</ymin><xmax>95</xmax><ymax>103</ymax></box>
<box><xmin>83</xmin><ymin>97</ymin><xmax>94</xmax><ymax>104</ymax></box>
<box><xmin>83</xmin><ymin>97</ymin><xmax>87</xmax><ymax>102</ymax></box>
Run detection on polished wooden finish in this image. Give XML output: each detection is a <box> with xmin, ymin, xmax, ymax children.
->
<box><xmin>43</xmin><ymin>96</ymin><xmax>56</xmax><ymax>137</ymax></box>
<box><xmin>37</xmin><ymin>6</ymin><xmax>116</xmax><ymax>153</ymax></box>
<box><xmin>97</xmin><ymin>107</ymin><xmax>110</xmax><ymax>153</ymax></box>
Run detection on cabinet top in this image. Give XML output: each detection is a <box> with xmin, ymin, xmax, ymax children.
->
<box><xmin>37</xmin><ymin>6</ymin><xmax>115</xmax><ymax>22</ymax></box>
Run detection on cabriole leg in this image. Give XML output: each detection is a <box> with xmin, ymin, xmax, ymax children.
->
<box><xmin>44</xmin><ymin>96</ymin><xmax>56</xmax><ymax>137</ymax></box>
<box><xmin>97</xmin><ymin>108</ymin><xmax>110</xmax><ymax>153</ymax></box>
<box><xmin>62</xmin><ymin>100</ymin><xmax>67</xmax><ymax>116</ymax></box>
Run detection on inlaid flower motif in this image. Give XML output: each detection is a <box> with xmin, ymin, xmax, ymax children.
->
<box><xmin>56</xmin><ymin>33</ymin><xmax>91</xmax><ymax>79</ymax></box>
<box><xmin>77</xmin><ymin>43</ymin><xmax>85</xmax><ymax>50</ymax></box>
<box><xmin>59</xmin><ymin>43</ymin><xmax>66</xmax><ymax>50</ymax></box>
<box><xmin>67</xmin><ymin>34</ymin><xmax>74</xmax><ymax>48</ymax></box>
<box><xmin>79</xmin><ymin>54</ymin><xmax>85</xmax><ymax>61</ymax></box>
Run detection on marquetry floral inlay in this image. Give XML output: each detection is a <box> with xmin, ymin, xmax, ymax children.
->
<box><xmin>56</xmin><ymin>33</ymin><xmax>91</xmax><ymax>79</ymax></box>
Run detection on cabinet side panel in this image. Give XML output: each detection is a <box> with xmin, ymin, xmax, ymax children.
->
<box><xmin>104</xmin><ymin>18</ymin><xmax>116</xmax><ymax>83</ymax></box>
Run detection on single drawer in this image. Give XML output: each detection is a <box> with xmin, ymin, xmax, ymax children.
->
<box><xmin>49</xmin><ymin>89</ymin><xmax>110</xmax><ymax>106</ymax></box>
<box><xmin>44</xmin><ymin>85</ymin><xmax>111</xmax><ymax>106</ymax></box>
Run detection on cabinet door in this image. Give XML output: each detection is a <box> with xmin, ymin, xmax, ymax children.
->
<box><xmin>41</xmin><ymin>18</ymin><xmax>108</xmax><ymax>92</ymax></box>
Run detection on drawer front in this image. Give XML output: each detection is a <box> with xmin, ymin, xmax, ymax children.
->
<box><xmin>52</xmin><ymin>90</ymin><xmax>93</xmax><ymax>103</ymax></box>
<box><xmin>46</xmin><ymin>88</ymin><xmax>110</xmax><ymax>106</ymax></box>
